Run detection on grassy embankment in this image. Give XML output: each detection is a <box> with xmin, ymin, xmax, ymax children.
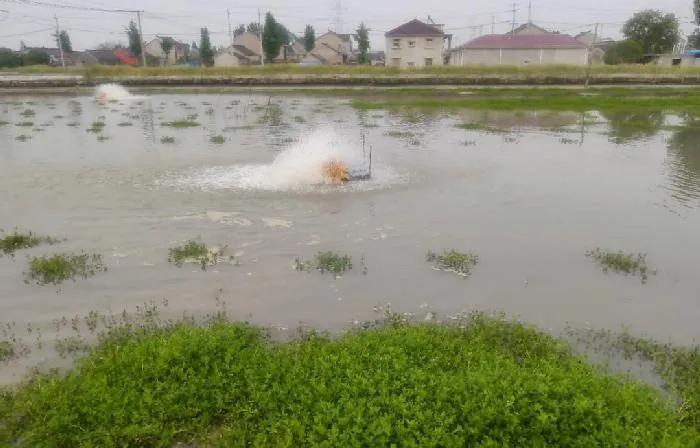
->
<box><xmin>0</xmin><ymin>306</ymin><xmax>699</xmax><ymax>447</ymax></box>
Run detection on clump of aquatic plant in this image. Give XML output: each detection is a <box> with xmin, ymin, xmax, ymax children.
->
<box><xmin>559</xmin><ymin>137</ymin><xmax>578</xmax><ymax>144</ymax></box>
<box><xmin>0</xmin><ymin>229</ymin><xmax>61</xmax><ymax>257</ymax></box>
<box><xmin>0</xmin><ymin>340</ymin><xmax>15</xmax><ymax>362</ymax></box>
<box><xmin>384</xmin><ymin>130</ymin><xmax>414</xmax><ymax>138</ymax></box>
<box><xmin>116</xmin><ymin>122</ymin><xmax>133</xmax><ymax>127</ymax></box>
<box><xmin>293</xmin><ymin>115</ymin><xmax>306</xmax><ymax>123</ymax></box>
<box><xmin>86</xmin><ymin>121</ymin><xmax>105</xmax><ymax>133</ymax></box>
<box><xmin>426</xmin><ymin>249</ymin><xmax>479</xmax><ymax>278</ymax></box>
<box><xmin>19</xmin><ymin>109</ymin><xmax>35</xmax><ymax>117</ymax></box>
<box><xmin>66</xmin><ymin>122</ymin><xmax>79</xmax><ymax>127</ymax></box>
<box><xmin>160</xmin><ymin>136</ymin><xmax>175</xmax><ymax>144</ymax></box>
<box><xmin>209</xmin><ymin>135</ymin><xmax>225</xmax><ymax>144</ymax></box>
<box><xmin>15</xmin><ymin>134</ymin><xmax>31</xmax><ymax>142</ymax></box>
<box><xmin>295</xmin><ymin>251</ymin><xmax>354</xmax><ymax>274</ymax></box>
<box><xmin>168</xmin><ymin>239</ymin><xmax>232</xmax><ymax>270</ymax></box>
<box><xmin>96</xmin><ymin>135</ymin><xmax>110</xmax><ymax>142</ymax></box>
<box><xmin>15</xmin><ymin>121</ymin><xmax>33</xmax><ymax>127</ymax></box>
<box><xmin>585</xmin><ymin>248</ymin><xmax>653</xmax><ymax>283</ymax></box>
<box><xmin>161</xmin><ymin>119</ymin><xmax>200</xmax><ymax>128</ymax></box>
<box><xmin>456</xmin><ymin>122</ymin><xmax>509</xmax><ymax>133</ymax></box>
<box><xmin>461</xmin><ymin>140</ymin><xmax>477</xmax><ymax>146</ymax></box>
<box><xmin>0</xmin><ymin>120</ymin><xmax>10</xmax><ymax>126</ymax></box>
<box><xmin>54</xmin><ymin>335</ymin><xmax>91</xmax><ymax>359</ymax></box>
<box><xmin>0</xmin><ymin>310</ymin><xmax>697</xmax><ymax>447</ymax></box>
<box><xmin>24</xmin><ymin>252</ymin><xmax>107</xmax><ymax>286</ymax></box>
<box><xmin>205</xmin><ymin>107</ymin><xmax>215</xmax><ymax>115</ymax></box>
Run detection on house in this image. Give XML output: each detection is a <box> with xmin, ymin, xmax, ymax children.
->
<box><xmin>230</xmin><ymin>32</ymin><xmax>263</xmax><ymax>64</ymax></box>
<box><xmin>450</xmin><ymin>33</ymin><xmax>588</xmax><ymax>66</ymax></box>
<box><xmin>81</xmin><ymin>48</ymin><xmax>140</xmax><ymax>66</ymax></box>
<box><xmin>143</xmin><ymin>36</ymin><xmax>189</xmax><ymax>65</ymax></box>
<box><xmin>367</xmin><ymin>51</ymin><xmax>385</xmax><ymax>66</ymax></box>
<box><xmin>507</xmin><ymin>22</ymin><xmax>551</xmax><ymax>35</ymax></box>
<box><xmin>385</xmin><ymin>19</ymin><xmax>449</xmax><ymax>67</ymax></box>
<box><xmin>311</xmin><ymin>31</ymin><xmax>353</xmax><ymax>64</ymax></box>
<box><xmin>214</xmin><ymin>44</ymin><xmax>259</xmax><ymax>66</ymax></box>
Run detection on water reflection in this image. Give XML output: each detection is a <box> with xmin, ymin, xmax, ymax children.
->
<box><xmin>456</xmin><ymin>109</ymin><xmax>580</xmax><ymax>130</ymax></box>
<box><xmin>599</xmin><ymin>110</ymin><xmax>664</xmax><ymax>144</ymax></box>
<box><xmin>666</xmin><ymin>114</ymin><xmax>700</xmax><ymax>205</ymax></box>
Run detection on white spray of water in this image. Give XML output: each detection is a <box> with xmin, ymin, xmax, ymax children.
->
<box><xmin>94</xmin><ymin>83</ymin><xmax>147</xmax><ymax>102</ymax></box>
<box><xmin>159</xmin><ymin>128</ymin><xmax>405</xmax><ymax>193</ymax></box>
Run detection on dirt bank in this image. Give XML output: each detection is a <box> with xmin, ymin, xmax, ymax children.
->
<box><xmin>3</xmin><ymin>72</ymin><xmax>700</xmax><ymax>89</ymax></box>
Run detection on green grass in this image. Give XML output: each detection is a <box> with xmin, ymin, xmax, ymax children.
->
<box><xmin>585</xmin><ymin>248</ymin><xmax>653</xmax><ymax>283</ymax></box>
<box><xmin>161</xmin><ymin>119</ymin><xmax>200</xmax><ymax>128</ymax></box>
<box><xmin>160</xmin><ymin>136</ymin><xmax>175</xmax><ymax>144</ymax></box>
<box><xmin>0</xmin><ymin>229</ymin><xmax>60</xmax><ymax>257</ymax></box>
<box><xmin>0</xmin><ymin>311</ymin><xmax>697</xmax><ymax>447</ymax></box>
<box><xmin>209</xmin><ymin>135</ymin><xmax>225</xmax><ymax>144</ymax></box>
<box><xmin>24</xmin><ymin>252</ymin><xmax>107</xmax><ymax>286</ymax></box>
<box><xmin>427</xmin><ymin>249</ymin><xmax>479</xmax><ymax>278</ymax></box>
<box><xmin>167</xmin><ymin>239</ymin><xmax>230</xmax><ymax>270</ymax></box>
<box><xmin>294</xmin><ymin>250</ymin><xmax>355</xmax><ymax>274</ymax></box>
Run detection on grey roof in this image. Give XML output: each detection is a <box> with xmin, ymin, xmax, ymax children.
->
<box><xmin>385</xmin><ymin>19</ymin><xmax>444</xmax><ymax>37</ymax></box>
<box><xmin>233</xmin><ymin>44</ymin><xmax>257</xmax><ymax>57</ymax></box>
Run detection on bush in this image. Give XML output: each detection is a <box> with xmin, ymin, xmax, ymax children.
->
<box><xmin>0</xmin><ymin>315</ymin><xmax>696</xmax><ymax>447</ymax></box>
<box><xmin>604</xmin><ymin>39</ymin><xmax>644</xmax><ymax>65</ymax></box>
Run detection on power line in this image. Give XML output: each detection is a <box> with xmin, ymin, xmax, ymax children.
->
<box><xmin>0</xmin><ymin>0</ymin><xmax>138</xmax><ymax>13</ymax></box>
<box><xmin>0</xmin><ymin>25</ymin><xmax>52</xmax><ymax>37</ymax></box>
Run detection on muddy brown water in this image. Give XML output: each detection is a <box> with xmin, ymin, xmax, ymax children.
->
<box><xmin>1</xmin><ymin>92</ymin><xmax>699</xmax><ymax>384</ymax></box>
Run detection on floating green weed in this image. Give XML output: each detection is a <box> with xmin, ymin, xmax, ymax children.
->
<box><xmin>427</xmin><ymin>249</ymin><xmax>479</xmax><ymax>278</ymax></box>
<box><xmin>0</xmin><ymin>341</ymin><xmax>14</xmax><ymax>362</ymax></box>
<box><xmin>0</xmin><ymin>120</ymin><xmax>10</xmax><ymax>126</ymax></box>
<box><xmin>15</xmin><ymin>121</ymin><xmax>33</xmax><ymax>127</ymax></box>
<box><xmin>585</xmin><ymin>248</ymin><xmax>653</xmax><ymax>283</ymax></box>
<box><xmin>0</xmin><ymin>229</ymin><xmax>60</xmax><ymax>257</ymax></box>
<box><xmin>161</xmin><ymin>119</ymin><xmax>200</xmax><ymax>128</ymax></box>
<box><xmin>24</xmin><ymin>252</ymin><xmax>107</xmax><ymax>286</ymax></box>
<box><xmin>54</xmin><ymin>336</ymin><xmax>91</xmax><ymax>359</ymax></box>
<box><xmin>384</xmin><ymin>130</ymin><xmax>414</xmax><ymax>138</ymax></box>
<box><xmin>168</xmin><ymin>239</ymin><xmax>232</xmax><ymax>270</ymax></box>
<box><xmin>14</xmin><ymin>134</ymin><xmax>31</xmax><ymax>141</ymax></box>
<box><xmin>209</xmin><ymin>135</ymin><xmax>225</xmax><ymax>144</ymax></box>
<box><xmin>96</xmin><ymin>135</ymin><xmax>110</xmax><ymax>142</ymax></box>
<box><xmin>86</xmin><ymin>121</ymin><xmax>105</xmax><ymax>133</ymax></box>
<box><xmin>160</xmin><ymin>136</ymin><xmax>175</xmax><ymax>144</ymax></box>
<box><xmin>0</xmin><ymin>310</ymin><xmax>696</xmax><ymax>447</ymax></box>
<box><xmin>293</xmin><ymin>115</ymin><xmax>306</xmax><ymax>123</ymax></box>
<box><xmin>66</xmin><ymin>122</ymin><xmax>79</xmax><ymax>127</ymax></box>
<box><xmin>19</xmin><ymin>109</ymin><xmax>35</xmax><ymax>117</ymax></box>
<box><xmin>295</xmin><ymin>251</ymin><xmax>357</xmax><ymax>275</ymax></box>
<box><xmin>116</xmin><ymin>122</ymin><xmax>133</xmax><ymax>127</ymax></box>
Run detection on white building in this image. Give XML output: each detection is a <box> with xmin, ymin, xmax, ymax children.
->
<box><xmin>385</xmin><ymin>19</ymin><xmax>447</xmax><ymax>68</ymax></box>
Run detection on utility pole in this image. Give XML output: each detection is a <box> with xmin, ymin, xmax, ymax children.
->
<box><xmin>510</xmin><ymin>2</ymin><xmax>517</xmax><ymax>34</ymax></box>
<box><xmin>585</xmin><ymin>23</ymin><xmax>598</xmax><ymax>87</ymax></box>
<box><xmin>54</xmin><ymin>14</ymin><xmax>65</xmax><ymax>68</ymax></box>
<box><xmin>491</xmin><ymin>16</ymin><xmax>495</xmax><ymax>34</ymax></box>
<box><xmin>136</xmin><ymin>10</ymin><xmax>146</xmax><ymax>67</ymax></box>
<box><xmin>227</xmin><ymin>8</ymin><xmax>233</xmax><ymax>48</ymax></box>
<box><xmin>528</xmin><ymin>1</ymin><xmax>532</xmax><ymax>23</ymax></box>
<box><xmin>258</xmin><ymin>9</ymin><xmax>264</xmax><ymax>65</ymax></box>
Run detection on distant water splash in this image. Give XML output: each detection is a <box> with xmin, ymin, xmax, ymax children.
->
<box><xmin>156</xmin><ymin>128</ymin><xmax>407</xmax><ymax>193</ymax></box>
<box><xmin>95</xmin><ymin>83</ymin><xmax>148</xmax><ymax>103</ymax></box>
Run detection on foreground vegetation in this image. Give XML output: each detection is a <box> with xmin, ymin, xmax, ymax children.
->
<box><xmin>0</xmin><ymin>229</ymin><xmax>60</xmax><ymax>257</ymax></box>
<box><xmin>0</xmin><ymin>309</ymin><xmax>697</xmax><ymax>447</ymax></box>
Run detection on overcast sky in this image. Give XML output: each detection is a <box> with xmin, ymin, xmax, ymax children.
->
<box><xmin>0</xmin><ymin>0</ymin><xmax>697</xmax><ymax>51</ymax></box>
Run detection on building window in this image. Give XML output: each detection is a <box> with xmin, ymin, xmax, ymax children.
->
<box><xmin>425</xmin><ymin>38</ymin><xmax>433</xmax><ymax>48</ymax></box>
<box><xmin>425</xmin><ymin>58</ymin><xmax>433</xmax><ymax>66</ymax></box>
<box><xmin>408</xmin><ymin>40</ymin><xmax>416</xmax><ymax>48</ymax></box>
<box><xmin>391</xmin><ymin>58</ymin><xmax>401</xmax><ymax>66</ymax></box>
<box><xmin>392</xmin><ymin>39</ymin><xmax>400</xmax><ymax>49</ymax></box>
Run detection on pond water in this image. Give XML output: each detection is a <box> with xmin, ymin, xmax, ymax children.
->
<box><xmin>1</xmin><ymin>91</ymin><xmax>700</xmax><ymax>382</ymax></box>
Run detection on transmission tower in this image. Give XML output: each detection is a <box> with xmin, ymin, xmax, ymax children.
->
<box><xmin>332</xmin><ymin>0</ymin><xmax>346</xmax><ymax>33</ymax></box>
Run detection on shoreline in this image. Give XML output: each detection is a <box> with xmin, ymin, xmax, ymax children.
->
<box><xmin>3</xmin><ymin>73</ymin><xmax>700</xmax><ymax>91</ymax></box>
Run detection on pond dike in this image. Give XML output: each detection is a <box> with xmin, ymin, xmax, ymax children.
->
<box><xmin>3</xmin><ymin>72</ymin><xmax>700</xmax><ymax>88</ymax></box>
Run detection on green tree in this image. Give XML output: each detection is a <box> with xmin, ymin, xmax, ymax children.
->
<box><xmin>603</xmin><ymin>39</ymin><xmax>644</xmax><ymax>64</ymax></box>
<box><xmin>200</xmin><ymin>27</ymin><xmax>214</xmax><ymax>66</ymax></box>
<box><xmin>125</xmin><ymin>20</ymin><xmax>142</xmax><ymax>57</ymax></box>
<box><xmin>353</xmin><ymin>22</ymin><xmax>370</xmax><ymax>64</ymax></box>
<box><xmin>234</xmin><ymin>24</ymin><xmax>246</xmax><ymax>37</ymax></box>
<box><xmin>22</xmin><ymin>50</ymin><xmax>50</xmax><ymax>66</ymax></box>
<box><xmin>262</xmin><ymin>12</ymin><xmax>282</xmax><ymax>62</ymax></box>
<box><xmin>52</xmin><ymin>30</ymin><xmax>72</xmax><ymax>53</ymax></box>
<box><xmin>246</xmin><ymin>22</ymin><xmax>261</xmax><ymax>36</ymax></box>
<box><xmin>0</xmin><ymin>49</ymin><xmax>23</xmax><ymax>68</ymax></box>
<box><xmin>622</xmin><ymin>10</ymin><xmax>680</xmax><ymax>54</ymax></box>
<box><xmin>303</xmin><ymin>25</ymin><xmax>315</xmax><ymax>52</ymax></box>
<box><xmin>689</xmin><ymin>29</ymin><xmax>700</xmax><ymax>49</ymax></box>
<box><xmin>160</xmin><ymin>37</ymin><xmax>173</xmax><ymax>63</ymax></box>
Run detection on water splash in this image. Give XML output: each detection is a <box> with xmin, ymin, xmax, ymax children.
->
<box><xmin>94</xmin><ymin>83</ymin><xmax>147</xmax><ymax>103</ymax></box>
<box><xmin>158</xmin><ymin>128</ymin><xmax>406</xmax><ymax>193</ymax></box>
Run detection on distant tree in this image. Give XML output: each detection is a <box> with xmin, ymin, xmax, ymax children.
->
<box><xmin>603</xmin><ymin>39</ymin><xmax>644</xmax><ymax>64</ymax></box>
<box><xmin>303</xmin><ymin>24</ymin><xmax>315</xmax><ymax>52</ymax></box>
<box><xmin>622</xmin><ymin>10</ymin><xmax>680</xmax><ymax>54</ymax></box>
<box><xmin>353</xmin><ymin>22</ymin><xmax>370</xmax><ymax>64</ymax></box>
<box><xmin>199</xmin><ymin>27</ymin><xmax>214</xmax><ymax>66</ymax></box>
<box><xmin>52</xmin><ymin>30</ymin><xmax>72</xmax><ymax>53</ymax></box>
<box><xmin>125</xmin><ymin>20</ymin><xmax>142</xmax><ymax>57</ymax></box>
<box><xmin>160</xmin><ymin>37</ymin><xmax>173</xmax><ymax>63</ymax></box>
<box><xmin>234</xmin><ymin>24</ymin><xmax>246</xmax><ymax>37</ymax></box>
<box><xmin>246</xmin><ymin>22</ymin><xmax>261</xmax><ymax>36</ymax></box>
<box><xmin>96</xmin><ymin>41</ymin><xmax>121</xmax><ymax>50</ymax></box>
<box><xmin>22</xmin><ymin>50</ymin><xmax>50</xmax><ymax>66</ymax></box>
<box><xmin>689</xmin><ymin>29</ymin><xmax>700</xmax><ymax>49</ymax></box>
<box><xmin>262</xmin><ymin>12</ymin><xmax>282</xmax><ymax>62</ymax></box>
<box><xmin>0</xmin><ymin>49</ymin><xmax>23</xmax><ymax>68</ymax></box>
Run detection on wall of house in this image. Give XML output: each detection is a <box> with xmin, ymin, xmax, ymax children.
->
<box><xmin>384</xmin><ymin>36</ymin><xmax>444</xmax><ymax>67</ymax></box>
<box><xmin>450</xmin><ymin>47</ymin><xmax>588</xmax><ymax>65</ymax></box>
<box><xmin>214</xmin><ymin>51</ymin><xmax>241</xmax><ymax>67</ymax></box>
<box><xmin>234</xmin><ymin>33</ymin><xmax>261</xmax><ymax>58</ymax></box>
<box><xmin>144</xmin><ymin>40</ymin><xmax>183</xmax><ymax>65</ymax></box>
<box><xmin>312</xmin><ymin>34</ymin><xmax>348</xmax><ymax>64</ymax></box>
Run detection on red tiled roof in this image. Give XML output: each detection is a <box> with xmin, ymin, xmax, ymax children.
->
<box><xmin>457</xmin><ymin>33</ymin><xmax>586</xmax><ymax>50</ymax></box>
<box><xmin>113</xmin><ymin>48</ymin><xmax>138</xmax><ymax>65</ymax></box>
<box><xmin>385</xmin><ymin>19</ymin><xmax>444</xmax><ymax>37</ymax></box>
